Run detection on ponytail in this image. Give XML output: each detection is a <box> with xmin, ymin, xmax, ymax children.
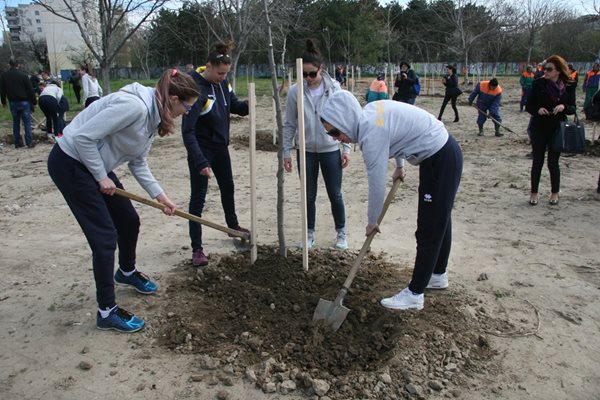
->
<box><xmin>155</xmin><ymin>68</ymin><xmax>199</xmax><ymax>136</ymax></box>
<box><xmin>207</xmin><ymin>41</ymin><xmax>234</xmax><ymax>66</ymax></box>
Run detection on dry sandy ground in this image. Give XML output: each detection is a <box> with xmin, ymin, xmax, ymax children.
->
<box><xmin>0</xmin><ymin>78</ymin><xmax>599</xmax><ymax>400</ymax></box>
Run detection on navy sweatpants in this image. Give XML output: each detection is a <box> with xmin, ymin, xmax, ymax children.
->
<box><xmin>188</xmin><ymin>145</ymin><xmax>240</xmax><ymax>251</ymax></box>
<box><xmin>47</xmin><ymin>145</ymin><xmax>140</xmax><ymax>309</ymax></box>
<box><xmin>409</xmin><ymin>135</ymin><xmax>463</xmax><ymax>294</ymax></box>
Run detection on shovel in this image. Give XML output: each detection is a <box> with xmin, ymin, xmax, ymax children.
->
<box><xmin>312</xmin><ymin>178</ymin><xmax>401</xmax><ymax>331</ymax></box>
<box><xmin>114</xmin><ymin>188</ymin><xmax>250</xmax><ymax>242</ymax></box>
<box><xmin>472</xmin><ymin>104</ymin><xmax>515</xmax><ymax>134</ymax></box>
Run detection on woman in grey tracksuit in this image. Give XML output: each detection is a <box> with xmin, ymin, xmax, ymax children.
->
<box><xmin>283</xmin><ymin>40</ymin><xmax>351</xmax><ymax>250</ymax></box>
<box><xmin>321</xmin><ymin>90</ymin><xmax>463</xmax><ymax>311</ymax></box>
<box><xmin>47</xmin><ymin>69</ymin><xmax>199</xmax><ymax>332</ymax></box>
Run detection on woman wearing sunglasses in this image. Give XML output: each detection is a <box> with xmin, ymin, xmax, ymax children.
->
<box><xmin>47</xmin><ymin>69</ymin><xmax>199</xmax><ymax>332</ymax></box>
<box><xmin>321</xmin><ymin>90</ymin><xmax>463</xmax><ymax>311</ymax></box>
<box><xmin>283</xmin><ymin>39</ymin><xmax>351</xmax><ymax>250</ymax></box>
<box><xmin>526</xmin><ymin>54</ymin><xmax>576</xmax><ymax>206</ymax></box>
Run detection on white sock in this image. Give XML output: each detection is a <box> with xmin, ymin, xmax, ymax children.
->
<box><xmin>99</xmin><ymin>304</ymin><xmax>118</xmax><ymax>318</ymax></box>
<box><xmin>120</xmin><ymin>268</ymin><xmax>136</xmax><ymax>277</ymax></box>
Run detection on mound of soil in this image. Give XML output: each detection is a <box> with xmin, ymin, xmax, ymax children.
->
<box><xmin>230</xmin><ymin>130</ymin><xmax>279</xmax><ymax>152</ymax></box>
<box><xmin>152</xmin><ymin>246</ymin><xmax>504</xmax><ymax>399</ymax></box>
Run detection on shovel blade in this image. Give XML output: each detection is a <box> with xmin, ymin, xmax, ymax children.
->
<box><xmin>312</xmin><ymin>297</ymin><xmax>350</xmax><ymax>332</ymax></box>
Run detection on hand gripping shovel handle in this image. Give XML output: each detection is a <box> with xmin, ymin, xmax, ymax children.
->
<box><xmin>114</xmin><ymin>188</ymin><xmax>250</xmax><ymax>241</ymax></box>
<box><xmin>340</xmin><ymin>178</ymin><xmax>402</xmax><ymax>290</ymax></box>
<box><xmin>471</xmin><ymin>104</ymin><xmax>515</xmax><ymax>133</ymax></box>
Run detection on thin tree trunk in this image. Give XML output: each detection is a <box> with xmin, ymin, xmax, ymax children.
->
<box><xmin>263</xmin><ymin>0</ymin><xmax>286</xmax><ymax>256</ymax></box>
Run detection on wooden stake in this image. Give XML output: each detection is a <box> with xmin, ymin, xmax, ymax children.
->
<box><xmin>296</xmin><ymin>58</ymin><xmax>309</xmax><ymax>271</ymax></box>
<box><xmin>249</xmin><ymin>83</ymin><xmax>258</xmax><ymax>265</ymax></box>
<box><xmin>351</xmin><ymin>65</ymin><xmax>355</xmax><ymax>94</ymax></box>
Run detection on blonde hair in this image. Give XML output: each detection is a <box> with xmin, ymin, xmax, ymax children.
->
<box><xmin>154</xmin><ymin>69</ymin><xmax>199</xmax><ymax>136</ymax></box>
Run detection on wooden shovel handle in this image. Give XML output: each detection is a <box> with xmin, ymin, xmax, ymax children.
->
<box><xmin>342</xmin><ymin>178</ymin><xmax>402</xmax><ymax>289</ymax></box>
<box><xmin>114</xmin><ymin>188</ymin><xmax>249</xmax><ymax>240</ymax></box>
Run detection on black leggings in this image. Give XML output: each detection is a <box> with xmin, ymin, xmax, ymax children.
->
<box><xmin>438</xmin><ymin>95</ymin><xmax>459</xmax><ymax>120</ymax></box>
<box><xmin>530</xmin><ymin>130</ymin><xmax>560</xmax><ymax>194</ymax></box>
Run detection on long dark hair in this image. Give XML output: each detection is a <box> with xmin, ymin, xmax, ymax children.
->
<box><xmin>155</xmin><ymin>69</ymin><xmax>199</xmax><ymax>136</ymax></box>
<box><xmin>302</xmin><ymin>39</ymin><xmax>323</xmax><ymax>68</ymax></box>
<box><xmin>207</xmin><ymin>41</ymin><xmax>234</xmax><ymax>66</ymax></box>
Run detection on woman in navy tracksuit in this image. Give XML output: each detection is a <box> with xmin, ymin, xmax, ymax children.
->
<box><xmin>182</xmin><ymin>42</ymin><xmax>249</xmax><ymax>267</ymax></box>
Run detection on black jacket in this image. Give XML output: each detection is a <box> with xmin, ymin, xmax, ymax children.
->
<box><xmin>0</xmin><ymin>67</ymin><xmax>37</xmax><ymax>106</ymax></box>
<box><xmin>182</xmin><ymin>70</ymin><xmax>249</xmax><ymax>171</ymax></box>
<box><xmin>526</xmin><ymin>78</ymin><xmax>576</xmax><ymax>134</ymax></box>
<box><xmin>442</xmin><ymin>74</ymin><xmax>462</xmax><ymax>97</ymax></box>
<box><xmin>394</xmin><ymin>69</ymin><xmax>417</xmax><ymax>98</ymax></box>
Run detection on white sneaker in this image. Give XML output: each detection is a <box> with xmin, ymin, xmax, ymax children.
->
<box><xmin>380</xmin><ymin>288</ymin><xmax>424</xmax><ymax>310</ymax></box>
<box><xmin>299</xmin><ymin>231</ymin><xmax>315</xmax><ymax>249</ymax></box>
<box><xmin>426</xmin><ymin>272</ymin><xmax>449</xmax><ymax>289</ymax></box>
<box><xmin>335</xmin><ymin>231</ymin><xmax>348</xmax><ymax>250</ymax></box>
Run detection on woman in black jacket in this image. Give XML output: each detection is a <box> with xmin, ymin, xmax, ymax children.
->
<box><xmin>181</xmin><ymin>42</ymin><xmax>250</xmax><ymax>267</ymax></box>
<box><xmin>437</xmin><ymin>65</ymin><xmax>462</xmax><ymax>122</ymax></box>
<box><xmin>526</xmin><ymin>54</ymin><xmax>576</xmax><ymax>206</ymax></box>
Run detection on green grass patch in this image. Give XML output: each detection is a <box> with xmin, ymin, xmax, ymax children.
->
<box><xmin>1</xmin><ymin>76</ymin><xmax>277</xmax><ymax>123</ymax></box>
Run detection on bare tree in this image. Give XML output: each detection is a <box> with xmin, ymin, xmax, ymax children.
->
<box><xmin>33</xmin><ymin>0</ymin><xmax>168</xmax><ymax>93</ymax></box>
<box><xmin>129</xmin><ymin>27</ymin><xmax>151</xmax><ymax>79</ymax></box>
<box><xmin>262</xmin><ymin>0</ymin><xmax>286</xmax><ymax>256</ymax></box>
<box><xmin>431</xmin><ymin>0</ymin><xmax>498</xmax><ymax>83</ymax></box>
<box><xmin>519</xmin><ymin>0</ymin><xmax>565</xmax><ymax>65</ymax></box>
<box><xmin>194</xmin><ymin>0</ymin><xmax>263</xmax><ymax>90</ymax></box>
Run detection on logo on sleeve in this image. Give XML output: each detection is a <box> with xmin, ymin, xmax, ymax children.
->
<box><xmin>424</xmin><ymin>194</ymin><xmax>433</xmax><ymax>203</ymax></box>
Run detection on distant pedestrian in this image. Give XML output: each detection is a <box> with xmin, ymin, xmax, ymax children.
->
<box><xmin>520</xmin><ymin>66</ymin><xmax>534</xmax><ymax>112</ymax></box>
<box><xmin>568</xmin><ymin>64</ymin><xmax>579</xmax><ymax>90</ymax></box>
<box><xmin>437</xmin><ymin>65</ymin><xmax>462</xmax><ymax>123</ymax></box>
<box><xmin>393</xmin><ymin>61</ymin><xmax>418</xmax><ymax>105</ymax></box>
<box><xmin>38</xmin><ymin>80</ymin><xmax>64</xmax><ymax>141</ymax></box>
<box><xmin>366</xmin><ymin>73</ymin><xmax>388</xmax><ymax>103</ymax></box>
<box><xmin>534</xmin><ymin>63</ymin><xmax>545</xmax><ymax>80</ymax></box>
<box><xmin>70</xmin><ymin>70</ymin><xmax>82</xmax><ymax>104</ymax></box>
<box><xmin>0</xmin><ymin>59</ymin><xmax>37</xmax><ymax>148</ymax></box>
<box><xmin>468</xmin><ymin>78</ymin><xmax>503</xmax><ymax>137</ymax></box>
<box><xmin>335</xmin><ymin>64</ymin><xmax>347</xmax><ymax>86</ymax></box>
<box><xmin>583</xmin><ymin>63</ymin><xmax>600</xmax><ymax>111</ymax></box>
<box><xmin>81</xmin><ymin>65</ymin><xmax>103</xmax><ymax>108</ymax></box>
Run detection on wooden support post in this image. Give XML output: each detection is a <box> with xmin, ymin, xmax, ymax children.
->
<box><xmin>351</xmin><ymin>65</ymin><xmax>355</xmax><ymax>94</ymax></box>
<box><xmin>296</xmin><ymin>58</ymin><xmax>309</xmax><ymax>271</ymax></box>
<box><xmin>249</xmin><ymin>83</ymin><xmax>258</xmax><ymax>265</ymax></box>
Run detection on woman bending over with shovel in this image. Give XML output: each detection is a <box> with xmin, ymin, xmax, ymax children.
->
<box><xmin>320</xmin><ymin>91</ymin><xmax>463</xmax><ymax>311</ymax></box>
<box><xmin>47</xmin><ymin>69</ymin><xmax>199</xmax><ymax>332</ymax></box>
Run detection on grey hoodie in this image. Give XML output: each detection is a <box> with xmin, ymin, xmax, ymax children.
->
<box><xmin>283</xmin><ymin>72</ymin><xmax>350</xmax><ymax>158</ymax></box>
<box><xmin>321</xmin><ymin>91</ymin><xmax>449</xmax><ymax>224</ymax></box>
<box><xmin>57</xmin><ymin>82</ymin><xmax>164</xmax><ymax>198</ymax></box>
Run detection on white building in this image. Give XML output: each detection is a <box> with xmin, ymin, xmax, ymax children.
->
<box><xmin>5</xmin><ymin>2</ymin><xmax>96</xmax><ymax>76</ymax></box>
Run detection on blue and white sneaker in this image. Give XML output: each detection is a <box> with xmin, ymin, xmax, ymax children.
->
<box><xmin>96</xmin><ymin>307</ymin><xmax>145</xmax><ymax>333</ymax></box>
<box><xmin>114</xmin><ymin>269</ymin><xmax>158</xmax><ymax>294</ymax></box>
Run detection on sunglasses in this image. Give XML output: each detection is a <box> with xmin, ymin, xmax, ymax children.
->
<box><xmin>544</xmin><ymin>67</ymin><xmax>555</xmax><ymax>72</ymax></box>
<box><xmin>303</xmin><ymin>70</ymin><xmax>319</xmax><ymax>78</ymax></box>
<box><xmin>180</xmin><ymin>100</ymin><xmax>193</xmax><ymax>113</ymax></box>
<box><xmin>325</xmin><ymin>126</ymin><xmax>342</xmax><ymax>138</ymax></box>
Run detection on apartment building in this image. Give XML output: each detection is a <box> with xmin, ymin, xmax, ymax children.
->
<box><xmin>5</xmin><ymin>2</ymin><xmax>95</xmax><ymax>76</ymax></box>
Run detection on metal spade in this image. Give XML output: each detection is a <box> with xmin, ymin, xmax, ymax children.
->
<box><xmin>312</xmin><ymin>178</ymin><xmax>401</xmax><ymax>331</ymax></box>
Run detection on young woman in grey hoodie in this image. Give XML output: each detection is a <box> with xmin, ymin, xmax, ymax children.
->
<box><xmin>47</xmin><ymin>69</ymin><xmax>199</xmax><ymax>333</ymax></box>
<box><xmin>321</xmin><ymin>90</ymin><xmax>463</xmax><ymax>311</ymax></box>
<box><xmin>283</xmin><ymin>40</ymin><xmax>351</xmax><ymax>249</ymax></box>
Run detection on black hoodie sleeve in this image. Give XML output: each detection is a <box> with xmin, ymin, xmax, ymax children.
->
<box><xmin>229</xmin><ymin>88</ymin><xmax>249</xmax><ymax>116</ymax></box>
<box><xmin>182</xmin><ymin>100</ymin><xmax>210</xmax><ymax>172</ymax></box>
